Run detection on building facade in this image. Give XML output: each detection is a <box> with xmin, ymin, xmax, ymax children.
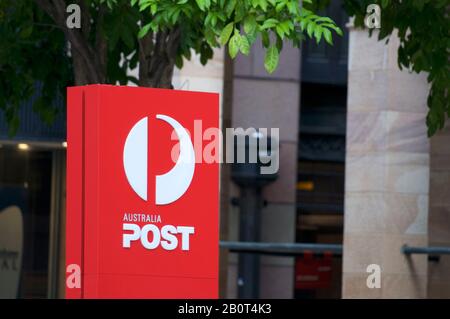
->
<box><xmin>0</xmin><ymin>2</ymin><xmax>449</xmax><ymax>299</ymax></box>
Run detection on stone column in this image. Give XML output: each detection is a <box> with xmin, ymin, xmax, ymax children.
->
<box><xmin>342</xmin><ymin>26</ymin><xmax>430</xmax><ymax>298</ymax></box>
<box><xmin>226</xmin><ymin>39</ymin><xmax>301</xmax><ymax>298</ymax></box>
<box><xmin>427</xmin><ymin>122</ymin><xmax>450</xmax><ymax>298</ymax></box>
<box><xmin>172</xmin><ymin>48</ymin><xmax>225</xmax><ymax>95</ymax></box>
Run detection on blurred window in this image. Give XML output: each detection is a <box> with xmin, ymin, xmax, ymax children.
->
<box><xmin>0</xmin><ymin>146</ymin><xmax>52</xmax><ymax>298</ymax></box>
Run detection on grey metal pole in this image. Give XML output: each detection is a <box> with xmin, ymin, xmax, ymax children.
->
<box><xmin>402</xmin><ymin>245</ymin><xmax>450</xmax><ymax>255</ymax></box>
<box><xmin>237</xmin><ymin>187</ymin><xmax>261</xmax><ymax>299</ymax></box>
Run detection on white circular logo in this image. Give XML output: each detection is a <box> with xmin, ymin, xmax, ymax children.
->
<box><xmin>123</xmin><ymin>115</ymin><xmax>195</xmax><ymax>205</ymax></box>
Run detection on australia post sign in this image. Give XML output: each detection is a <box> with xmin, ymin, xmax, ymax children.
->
<box><xmin>66</xmin><ymin>85</ymin><xmax>219</xmax><ymax>298</ymax></box>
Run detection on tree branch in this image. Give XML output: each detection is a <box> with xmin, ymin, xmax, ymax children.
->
<box><xmin>34</xmin><ymin>0</ymin><xmax>57</xmax><ymax>21</ymax></box>
<box><xmin>33</xmin><ymin>22</ymin><xmax>64</xmax><ymax>30</ymax></box>
<box><xmin>145</xmin><ymin>27</ymin><xmax>181</xmax><ymax>88</ymax></box>
<box><xmin>138</xmin><ymin>30</ymin><xmax>154</xmax><ymax>86</ymax></box>
<box><xmin>78</xmin><ymin>0</ymin><xmax>91</xmax><ymax>40</ymax></box>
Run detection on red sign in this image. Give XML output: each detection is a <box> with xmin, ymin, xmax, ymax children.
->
<box><xmin>66</xmin><ymin>85</ymin><xmax>219</xmax><ymax>298</ymax></box>
<box><xmin>295</xmin><ymin>251</ymin><xmax>333</xmax><ymax>289</ymax></box>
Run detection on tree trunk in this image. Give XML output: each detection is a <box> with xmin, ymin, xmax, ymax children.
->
<box><xmin>34</xmin><ymin>0</ymin><xmax>180</xmax><ymax>89</ymax></box>
<box><xmin>71</xmin><ymin>48</ymin><xmax>105</xmax><ymax>85</ymax></box>
<box><xmin>69</xmin><ymin>26</ymin><xmax>180</xmax><ymax>88</ymax></box>
<box><xmin>35</xmin><ymin>0</ymin><xmax>107</xmax><ymax>86</ymax></box>
<box><xmin>139</xmin><ymin>28</ymin><xmax>181</xmax><ymax>89</ymax></box>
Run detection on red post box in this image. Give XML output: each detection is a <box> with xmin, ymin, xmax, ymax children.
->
<box><xmin>66</xmin><ymin>85</ymin><xmax>219</xmax><ymax>298</ymax></box>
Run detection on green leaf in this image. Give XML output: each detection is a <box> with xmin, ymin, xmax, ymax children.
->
<box><xmin>150</xmin><ymin>4</ymin><xmax>157</xmax><ymax>15</ymax></box>
<box><xmin>264</xmin><ymin>46</ymin><xmax>279</xmax><ymax>73</ymax></box>
<box><xmin>261</xmin><ymin>30</ymin><xmax>270</xmax><ymax>48</ymax></box>
<box><xmin>275</xmin><ymin>2</ymin><xmax>286</xmax><ymax>12</ymax></box>
<box><xmin>246</xmin><ymin>32</ymin><xmax>257</xmax><ymax>45</ymax></box>
<box><xmin>138</xmin><ymin>23</ymin><xmax>151</xmax><ymax>39</ymax></box>
<box><xmin>228</xmin><ymin>32</ymin><xmax>241</xmax><ymax>58</ymax></box>
<box><xmin>261</xmin><ymin>18</ymin><xmax>278</xmax><ymax>30</ymax></box>
<box><xmin>314</xmin><ymin>27</ymin><xmax>322</xmax><ymax>44</ymax></box>
<box><xmin>307</xmin><ymin>22</ymin><xmax>315</xmax><ymax>38</ymax></box>
<box><xmin>275</xmin><ymin>35</ymin><xmax>283</xmax><ymax>51</ymax></box>
<box><xmin>225</xmin><ymin>0</ymin><xmax>237</xmax><ymax>17</ymax></box>
<box><xmin>243</xmin><ymin>15</ymin><xmax>257</xmax><ymax>35</ymax></box>
<box><xmin>220</xmin><ymin>22</ymin><xmax>234</xmax><ymax>45</ymax></box>
<box><xmin>275</xmin><ymin>25</ymin><xmax>284</xmax><ymax>39</ymax></box>
<box><xmin>323</xmin><ymin>28</ymin><xmax>332</xmax><ymax>45</ymax></box>
<box><xmin>240</xmin><ymin>36</ymin><xmax>250</xmax><ymax>55</ymax></box>
<box><xmin>195</xmin><ymin>0</ymin><xmax>206</xmax><ymax>11</ymax></box>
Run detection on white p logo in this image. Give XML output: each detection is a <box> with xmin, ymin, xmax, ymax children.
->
<box><xmin>123</xmin><ymin>115</ymin><xmax>196</xmax><ymax>205</ymax></box>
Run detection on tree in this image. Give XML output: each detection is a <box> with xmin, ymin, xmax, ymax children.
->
<box><xmin>0</xmin><ymin>0</ymin><xmax>341</xmax><ymax>134</ymax></box>
<box><xmin>344</xmin><ymin>0</ymin><xmax>449</xmax><ymax>136</ymax></box>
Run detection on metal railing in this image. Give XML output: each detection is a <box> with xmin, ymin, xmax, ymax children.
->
<box><xmin>402</xmin><ymin>245</ymin><xmax>450</xmax><ymax>256</ymax></box>
<box><xmin>220</xmin><ymin>241</ymin><xmax>343</xmax><ymax>257</ymax></box>
<box><xmin>220</xmin><ymin>242</ymin><xmax>450</xmax><ymax>258</ymax></box>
